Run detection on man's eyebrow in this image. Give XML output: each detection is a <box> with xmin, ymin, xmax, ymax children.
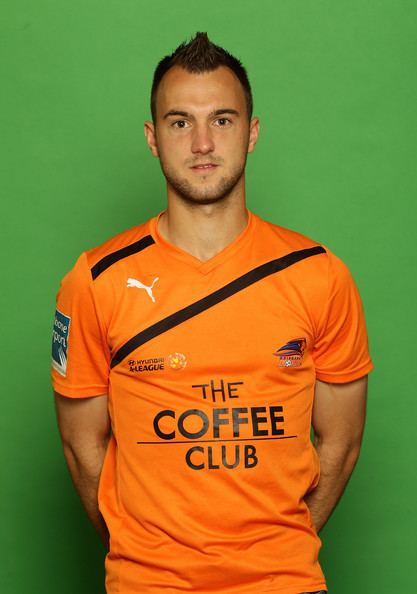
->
<box><xmin>162</xmin><ymin>108</ymin><xmax>240</xmax><ymax>120</ymax></box>
<box><xmin>210</xmin><ymin>108</ymin><xmax>240</xmax><ymax>117</ymax></box>
<box><xmin>163</xmin><ymin>110</ymin><xmax>190</xmax><ymax>119</ymax></box>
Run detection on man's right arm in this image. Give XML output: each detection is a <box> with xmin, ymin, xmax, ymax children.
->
<box><xmin>54</xmin><ymin>392</ymin><xmax>111</xmax><ymax>549</ymax></box>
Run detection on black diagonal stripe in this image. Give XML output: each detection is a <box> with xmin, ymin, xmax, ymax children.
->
<box><xmin>110</xmin><ymin>245</ymin><xmax>326</xmax><ymax>368</ymax></box>
<box><xmin>91</xmin><ymin>235</ymin><xmax>155</xmax><ymax>280</ymax></box>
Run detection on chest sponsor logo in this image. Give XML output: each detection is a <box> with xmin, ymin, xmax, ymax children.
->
<box><xmin>127</xmin><ymin>277</ymin><xmax>159</xmax><ymax>302</ymax></box>
<box><xmin>273</xmin><ymin>338</ymin><xmax>306</xmax><ymax>367</ymax></box>
<box><xmin>52</xmin><ymin>309</ymin><xmax>71</xmax><ymax>376</ymax></box>
<box><xmin>137</xmin><ymin>378</ymin><xmax>296</xmax><ymax>472</ymax></box>
<box><xmin>128</xmin><ymin>352</ymin><xmax>187</xmax><ymax>373</ymax></box>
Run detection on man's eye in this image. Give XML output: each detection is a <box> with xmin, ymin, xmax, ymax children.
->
<box><xmin>215</xmin><ymin>118</ymin><xmax>231</xmax><ymax>126</ymax></box>
<box><xmin>173</xmin><ymin>120</ymin><xmax>189</xmax><ymax>129</ymax></box>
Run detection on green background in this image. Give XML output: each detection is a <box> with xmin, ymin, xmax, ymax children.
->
<box><xmin>1</xmin><ymin>1</ymin><xmax>416</xmax><ymax>592</ymax></box>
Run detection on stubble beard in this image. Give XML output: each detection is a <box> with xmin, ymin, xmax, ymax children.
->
<box><xmin>159</xmin><ymin>156</ymin><xmax>248</xmax><ymax>206</ymax></box>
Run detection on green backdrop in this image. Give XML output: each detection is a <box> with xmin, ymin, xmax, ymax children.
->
<box><xmin>1</xmin><ymin>1</ymin><xmax>416</xmax><ymax>592</ymax></box>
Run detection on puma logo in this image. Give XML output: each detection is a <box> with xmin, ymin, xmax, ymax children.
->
<box><xmin>127</xmin><ymin>277</ymin><xmax>159</xmax><ymax>303</ymax></box>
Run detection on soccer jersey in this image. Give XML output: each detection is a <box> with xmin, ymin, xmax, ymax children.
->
<box><xmin>52</xmin><ymin>211</ymin><xmax>373</xmax><ymax>594</ymax></box>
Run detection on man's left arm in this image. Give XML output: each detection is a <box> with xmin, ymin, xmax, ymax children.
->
<box><xmin>305</xmin><ymin>375</ymin><xmax>368</xmax><ymax>533</ymax></box>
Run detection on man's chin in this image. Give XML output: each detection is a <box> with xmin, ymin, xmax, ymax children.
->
<box><xmin>178</xmin><ymin>192</ymin><xmax>230</xmax><ymax>206</ymax></box>
<box><xmin>166</xmin><ymin>175</ymin><xmax>244</xmax><ymax>207</ymax></box>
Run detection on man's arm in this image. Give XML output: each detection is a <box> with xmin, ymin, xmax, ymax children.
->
<box><xmin>305</xmin><ymin>376</ymin><xmax>368</xmax><ymax>533</ymax></box>
<box><xmin>54</xmin><ymin>392</ymin><xmax>111</xmax><ymax>549</ymax></box>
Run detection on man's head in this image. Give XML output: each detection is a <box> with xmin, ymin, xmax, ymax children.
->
<box><xmin>150</xmin><ymin>32</ymin><xmax>253</xmax><ymax>123</ymax></box>
<box><xmin>144</xmin><ymin>33</ymin><xmax>259</xmax><ymax>206</ymax></box>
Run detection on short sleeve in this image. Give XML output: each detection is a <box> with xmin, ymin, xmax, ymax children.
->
<box><xmin>312</xmin><ymin>250</ymin><xmax>373</xmax><ymax>383</ymax></box>
<box><xmin>51</xmin><ymin>252</ymin><xmax>110</xmax><ymax>397</ymax></box>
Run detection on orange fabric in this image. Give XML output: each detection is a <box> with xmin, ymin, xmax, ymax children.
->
<box><xmin>52</xmin><ymin>211</ymin><xmax>372</xmax><ymax>594</ymax></box>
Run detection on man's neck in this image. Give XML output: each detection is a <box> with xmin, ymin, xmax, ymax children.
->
<box><xmin>157</xmin><ymin>194</ymin><xmax>248</xmax><ymax>263</ymax></box>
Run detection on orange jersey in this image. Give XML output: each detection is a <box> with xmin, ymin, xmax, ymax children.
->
<box><xmin>52</xmin><ymin>211</ymin><xmax>373</xmax><ymax>594</ymax></box>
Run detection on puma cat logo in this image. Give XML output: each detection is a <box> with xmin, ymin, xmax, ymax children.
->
<box><xmin>127</xmin><ymin>277</ymin><xmax>159</xmax><ymax>303</ymax></box>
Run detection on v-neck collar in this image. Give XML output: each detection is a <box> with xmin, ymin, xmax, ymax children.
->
<box><xmin>149</xmin><ymin>210</ymin><xmax>256</xmax><ymax>275</ymax></box>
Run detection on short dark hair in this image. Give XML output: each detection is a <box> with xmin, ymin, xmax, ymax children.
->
<box><xmin>150</xmin><ymin>32</ymin><xmax>253</xmax><ymax>121</ymax></box>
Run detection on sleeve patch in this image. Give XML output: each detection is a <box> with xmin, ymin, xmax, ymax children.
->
<box><xmin>52</xmin><ymin>309</ymin><xmax>71</xmax><ymax>377</ymax></box>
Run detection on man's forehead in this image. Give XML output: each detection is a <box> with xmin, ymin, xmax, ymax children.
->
<box><xmin>156</xmin><ymin>65</ymin><xmax>246</xmax><ymax>114</ymax></box>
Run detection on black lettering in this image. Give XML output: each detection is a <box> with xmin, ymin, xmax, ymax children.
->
<box><xmin>210</xmin><ymin>379</ymin><xmax>226</xmax><ymax>402</ymax></box>
<box><xmin>244</xmin><ymin>445</ymin><xmax>258</xmax><ymax>468</ymax></box>
<box><xmin>185</xmin><ymin>446</ymin><xmax>204</xmax><ymax>470</ymax></box>
<box><xmin>213</xmin><ymin>408</ymin><xmax>229</xmax><ymax>438</ymax></box>
<box><xmin>207</xmin><ymin>446</ymin><xmax>220</xmax><ymax>469</ymax></box>
<box><xmin>153</xmin><ymin>410</ymin><xmax>175</xmax><ymax>440</ymax></box>
<box><xmin>191</xmin><ymin>383</ymin><xmax>209</xmax><ymax>399</ymax></box>
<box><xmin>251</xmin><ymin>407</ymin><xmax>269</xmax><ymax>436</ymax></box>
<box><xmin>178</xmin><ymin>409</ymin><xmax>209</xmax><ymax>439</ymax></box>
<box><xmin>270</xmin><ymin>406</ymin><xmax>284</xmax><ymax>435</ymax></box>
<box><xmin>232</xmin><ymin>407</ymin><xmax>249</xmax><ymax>437</ymax></box>
<box><xmin>222</xmin><ymin>444</ymin><xmax>240</xmax><ymax>469</ymax></box>
<box><xmin>227</xmin><ymin>381</ymin><xmax>243</xmax><ymax>398</ymax></box>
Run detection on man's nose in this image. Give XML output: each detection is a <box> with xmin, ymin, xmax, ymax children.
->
<box><xmin>191</xmin><ymin>124</ymin><xmax>215</xmax><ymax>154</ymax></box>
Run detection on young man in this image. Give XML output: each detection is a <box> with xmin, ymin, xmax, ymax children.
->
<box><xmin>52</xmin><ymin>33</ymin><xmax>372</xmax><ymax>594</ymax></box>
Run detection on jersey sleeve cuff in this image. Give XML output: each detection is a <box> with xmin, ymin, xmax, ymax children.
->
<box><xmin>315</xmin><ymin>360</ymin><xmax>374</xmax><ymax>384</ymax></box>
<box><xmin>52</xmin><ymin>380</ymin><xmax>108</xmax><ymax>398</ymax></box>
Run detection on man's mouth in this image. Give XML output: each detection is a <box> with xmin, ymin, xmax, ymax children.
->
<box><xmin>190</xmin><ymin>163</ymin><xmax>218</xmax><ymax>171</ymax></box>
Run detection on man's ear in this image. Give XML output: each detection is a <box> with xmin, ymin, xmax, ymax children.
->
<box><xmin>247</xmin><ymin>116</ymin><xmax>260</xmax><ymax>153</ymax></box>
<box><xmin>144</xmin><ymin>121</ymin><xmax>159</xmax><ymax>157</ymax></box>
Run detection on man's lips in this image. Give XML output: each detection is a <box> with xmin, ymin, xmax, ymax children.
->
<box><xmin>190</xmin><ymin>163</ymin><xmax>219</xmax><ymax>172</ymax></box>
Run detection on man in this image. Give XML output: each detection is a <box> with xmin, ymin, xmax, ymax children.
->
<box><xmin>52</xmin><ymin>32</ymin><xmax>372</xmax><ymax>594</ymax></box>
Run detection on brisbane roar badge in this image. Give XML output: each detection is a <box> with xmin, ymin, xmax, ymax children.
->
<box><xmin>273</xmin><ymin>338</ymin><xmax>306</xmax><ymax>368</ymax></box>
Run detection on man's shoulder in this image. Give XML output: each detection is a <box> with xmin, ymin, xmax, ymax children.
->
<box><xmin>60</xmin><ymin>217</ymin><xmax>156</xmax><ymax>287</ymax></box>
<box><xmin>78</xmin><ymin>218</ymin><xmax>158</xmax><ymax>282</ymax></box>
<box><xmin>253</xmin><ymin>214</ymin><xmax>354</xmax><ymax>281</ymax></box>
<box><xmin>255</xmin><ymin>214</ymin><xmax>325</xmax><ymax>252</ymax></box>
<box><xmin>86</xmin><ymin>219</ymin><xmax>154</xmax><ymax>266</ymax></box>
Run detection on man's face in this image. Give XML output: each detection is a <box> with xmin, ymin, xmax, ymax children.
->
<box><xmin>145</xmin><ymin>66</ymin><xmax>259</xmax><ymax>205</ymax></box>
